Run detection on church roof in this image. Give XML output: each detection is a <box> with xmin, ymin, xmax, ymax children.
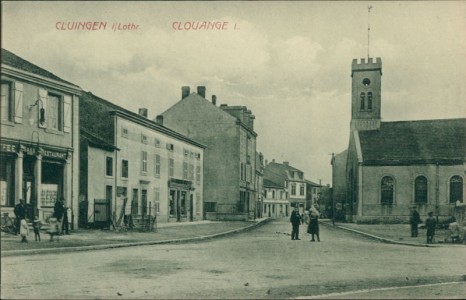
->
<box><xmin>358</xmin><ymin>118</ymin><xmax>466</xmax><ymax>165</ymax></box>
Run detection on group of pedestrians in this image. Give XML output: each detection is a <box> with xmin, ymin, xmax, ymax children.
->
<box><xmin>409</xmin><ymin>206</ymin><xmax>437</xmax><ymax>244</ymax></box>
<box><xmin>13</xmin><ymin>197</ymin><xmax>70</xmax><ymax>243</ymax></box>
<box><xmin>290</xmin><ymin>206</ymin><xmax>320</xmax><ymax>242</ymax></box>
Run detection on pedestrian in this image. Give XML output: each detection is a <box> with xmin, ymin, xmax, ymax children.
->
<box><xmin>409</xmin><ymin>206</ymin><xmax>421</xmax><ymax>237</ymax></box>
<box><xmin>290</xmin><ymin>206</ymin><xmax>302</xmax><ymax>240</ymax></box>
<box><xmin>62</xmin><ymin>206</ymin><xmax>70</xmax><ymax>235</ymax></box>
<box><xmin>14</xmin><ymin>199</ymin><xmax>26</xmax><ymax>235</ymax></box>
<box><xmin>47</xmin><ymin>217</ymin><xmax>60</xmax><ymax>242</ymax></box>
<box><xmin>33</xmin><ymin>216</ymin><xmax>42</xmax><ymax>241</ymax></box>
<box><xmin>308</xmin><ymin>207</ymin><xmax>320</xmax><ymax>242</ymax></box>
<box><xmin>19</xmin><ymin>217</ymin><xmax>29</xmax><ymax>243</ymax></box>
<box><xmin>54</xmin><ymin>197</ymin><xmax>65</xmax><ymax>234</ymax></box>
<box><xmin>426</xmin><ymin>211</ymin><xmax>436</xmax><ymax>244</ymax></box>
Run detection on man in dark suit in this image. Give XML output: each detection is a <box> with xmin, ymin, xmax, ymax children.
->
<box><xmin>290</xmin><ymin>207</ymin><xmax>302</xmax><ymax>240</ymax></box>
<box><xmin>13</xmin><ymin>199</ymin><xmax>26</xmax><ymax>235</ymax></box>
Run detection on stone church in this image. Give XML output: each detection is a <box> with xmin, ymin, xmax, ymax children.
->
<box><xmin>332</xmin><ymin>57</ymin><xmax>465</xmax><ymax>223</ymax></box>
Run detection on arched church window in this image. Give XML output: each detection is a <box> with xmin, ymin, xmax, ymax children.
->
<box><xmin>360</xmin><ymin>93</ymin><xmax>365</xmax><ymax>111</ymax></box>
<box><xmin>367</xmin><ymin>92</ymin><xmax>373</xmax><ymax>110</ymax></box>
<box><xmin>450</xmin><ymin>176</ymin><xmax>463</xmax><ymax>203</ymax></box>
<box><xmin>381</xmin><ymin>176</ymin><xmax>394</xmax><ymax>205</ymax></box>
<box><xmin>415</xmin><ymin>176</ymin><xmax>428</xmax><ymax>203</ymax></box>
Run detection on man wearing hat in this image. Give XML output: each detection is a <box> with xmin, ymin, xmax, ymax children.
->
<box><xmin>13</xmin><ymin>199</ymin><xmax>26</xmax><ymax>235</ymax></box>
<box><xmin>409</xmin><ymin>206</ymin><xmax>421</xmax><ymax>237</ymax></box>
<box><xmin>425</xmin><ymin>211</ymin><xmax>436</xmax><ymax>244</ymax></box>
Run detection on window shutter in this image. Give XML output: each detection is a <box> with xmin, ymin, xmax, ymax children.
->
<box><xmin>63</xmin><ymin>95</ymin><xmax>72</xmax><ymax>132</ymax></box>
<box><xmin>38</xmin><ymin>88</ymin><xmax>48</xmax><ymax>128</ymax></box>
<box><xmin>13</xmin><ymin>82</ymin><xmax>23</xmax><ymax>123</ymax></box>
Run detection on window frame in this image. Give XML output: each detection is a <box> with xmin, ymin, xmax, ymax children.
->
<box><xmin>105</xmin><ymin>156</ymin><xmax>113</xmax><ymax>177</ymax></box>
<box><xmin>0</xmin><ymin>81</ymin><xmax>13</xmax><ymax>123</ymax></box>
<box><xmin>414</xmin><ymin>176</ymin><xmax>428</xmax><ymax>204</ymax></box>
<box><xmin>449</xmin><ymin>175</ymin><xmax>463</xmax><ymax>204</ymax></box>
<box><xmin>47</xmin><ymin>92</ymin><xmax>63</xmax><ymax>131</ymax></box>
<box><xmin>380</xmin><ymin>176</ymin><xmax>394</xmax><ymax>205</ymax></box>
<box><xmin>121</xmin><ymin>159</ymin><xmax>128</xmax><ymax>178</ymax></box>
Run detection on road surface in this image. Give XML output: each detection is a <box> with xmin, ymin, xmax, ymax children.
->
<box><xmin>1</xmin><ymin>219</ymin><xmax>464</xmax><ymax>299</ymax></box>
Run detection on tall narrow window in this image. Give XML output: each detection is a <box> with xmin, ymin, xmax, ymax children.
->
<box><xmin>367</xmin><ymin>92</ymin><xmax>373</xmax><ymax>110</ymax></box>
<box><xmin>415</xmin><ymin>176</ymin><xmax>428</xmax><ymax>203</ymax></box>
<box><xmin>196</xmin><ymin>166</ymin><xmax>201</xmax><ymax>184</ymax></box>
<box><xmin>183</xmin><ymin>162</ymin><xmax>188</xmax><ymax>179</ymax></box>
<box><xmin>169</xmin><ymin>158</ymin><xmax>174</xmax><ymax>177</ymax></box>
<box><xmin>291</xmin><ymin>183</ymin><xmax>296</xmax><ymax>196</ymax></box>
<box><xmin>381</xmin><ymin>176</ymin><xmax>394</xmax><ymax>205</ymax></box>
<box><xmin>360</xmin><ymin>92</ymin><xmax>365</xmax><ymax>111</ymax></box>
<box><xmin>47</xmin><ymin>94</ymin><xmax>61</xmax><ymax>130</ymax></box>
<box><xmin>106</xmin><ymin>157</ymin><xmax>113</xmax><ymax>176</ymax></box>
<box><xmin>189</xmin><ymin>164</ymin><xmax>194</xmax><ymax>181</ymax></box>
<box><xmin>141</xmin><ymin>151</ymin><xmax>148</xmax><ymax>174</ymax></box>
<box><xmin>300</xmin><ymin>184</ymin><xmax>305</xmax><ymax>196</ymax></box>
<box><xmin>155</xmin><ymin>154</ymin><xmax>161</xmax><ymax>177</ymax></box>
<box><xmin>1</xmin><ymin>83</ymin><xmax>12</xmax><ymax>122</ymax></box>
<box><xmin>121</xmin><ymin>160</ymin><xmax>128</xmax><ymax>178</ymax></box>
<box><xmin>449</xmin><ymin>176</ymin><xmax>463</xmax><ymax>203</ymax></box>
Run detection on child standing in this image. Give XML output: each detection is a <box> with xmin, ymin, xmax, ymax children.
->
<box><xmin>33</xmin><ymin>216</ymin><xmax>42</xmax><ymax>241</ymax></box>
<box><xmin>47</xmin><ymin>217</ymin><xmax>60</xmax><ymax>242</ymax></box>
<box><xmin>19</xmin><ymin>217</ymin><xmax>29</xmax><ymax>243</ymax></box>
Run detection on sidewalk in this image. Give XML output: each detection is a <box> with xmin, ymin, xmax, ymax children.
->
<box><xmin>321</xmin><ymin>220</ymin><xmax>465</xmax><ymax>247</ymax></box>
<box><xmin>1</xmin><ymin>218</ymin><xmax>270</xmax><ymax>256</ymax></box>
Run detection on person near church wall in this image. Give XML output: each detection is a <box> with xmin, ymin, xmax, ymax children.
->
<box><xmin>409</xmin><ymin>206</ymin><xmax>421</xmax><ymax>237</ymax></box>
<box><xmin>426</xmin><ymin>211</ymin><xmax>436</xmax><ymax>244</ymax></box>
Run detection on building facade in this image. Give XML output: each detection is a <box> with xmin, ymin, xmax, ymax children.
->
<box><xmin>159</xmin><ymin>86</ymin><xmax>257</xmax><ymax>221</ymax></box>
<box><xmin>255</xmin><ymin>152</ymin><xmax>265</xmax><ymax>218</ymax></box>
<box><xmin>1</xmin><ymin>49</ymin><xmax>81</xmax><ymax>227</ymax></box>
<box><xmin>79</xmin><ymin>92</ymin><xmax>205</xmax><ymax>226</ymax></box>
<box><xmin>338</xmin><ymin>57</ymin><xmax>466</xmax><ymax>222</ymax></box>
<box><xmin>263</xmin><ymin>178</ymin><xmax>289</xmax><ymax>218</ymax></box>
<box><xmin>264</xmin><ymin>159</ymin><xmax>307</xmax><ymax>214</ymax></box>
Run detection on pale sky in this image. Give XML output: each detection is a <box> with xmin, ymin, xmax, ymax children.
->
<box><xmin>2</xmin><ymin>1</ymin><xmax>465</xmax><ymax>185</ymax></box>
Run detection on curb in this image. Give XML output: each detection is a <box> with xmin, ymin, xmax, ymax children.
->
<box><xmin>320</xmin><ymin>221</ymin><xmax>439</xmax><ymax>247</ymax></box>
<box><xmin>2</xmin><ymin>218</ymin><xmax>272</xmax><ymax>257</ymax></box>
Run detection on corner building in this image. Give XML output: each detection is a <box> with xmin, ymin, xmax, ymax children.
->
<box><xmin>160</xmin><ymin>86</ymin><xmax>257</xmax><ymax>221</ymax></box>
<box><xmin>1</xmin><ymin>49</ymin><xmax>81</xmax><ymax>227</ymax></box>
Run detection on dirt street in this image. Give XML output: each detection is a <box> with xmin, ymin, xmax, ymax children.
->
<box><xmin>1</xmin><ymin>219</ymin><xmax>465</xmax><ymax>299</ymax></box>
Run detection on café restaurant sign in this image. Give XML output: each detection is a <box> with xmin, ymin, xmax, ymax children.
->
<box><xmin>1</xmin><ymin>141</ymin><xmax>68</xmax><ymax>159</ymax></box>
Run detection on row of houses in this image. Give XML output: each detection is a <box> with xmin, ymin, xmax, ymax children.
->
<box><xmin>1</xmin><ymin>48</ymin><xmax>273</xmax><ymax>228</ymax></box>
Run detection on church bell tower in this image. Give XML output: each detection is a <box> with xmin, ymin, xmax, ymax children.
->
<box><xmin>350</xmin><ymin>57</ymin><xmax>382</xmax><ymax>131</ymax></box>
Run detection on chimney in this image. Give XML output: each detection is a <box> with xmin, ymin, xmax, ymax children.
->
<box><xmin>265</xmin><ymin>159</ymin><xmax>268</xmax><ymax>165</ymax></box>
<box><xmin>283</xmin><ymin>161</ymin><xmax>289</xmax><ymax>166</ymax></box>
<box><xmin>156</xmin><ymin>115</ymin><xmax>163</xmax><ymax>125</ymax></box>
<box><xmin>182</xmin><ymin>86</ymin><xmax>190</xmax><ymax>99</ymax></box>
<box><xmin>197</xmin><ymin>86</ymin><xmax>206</xmax><ymax>98</ymax></box>
<box><xmin>138</xmin><ymin>108</ymin><xmax>148</xmax><ymax>118</ymax></box>
<box><xmin>212</xmin><ymin>95</ymin><xmax>217</xmax><ymax>106</ymax></box>
<box><xmin>272</xmin><ymin>159</ymin><xmax>275</xmax><ymax>163</ymax></box>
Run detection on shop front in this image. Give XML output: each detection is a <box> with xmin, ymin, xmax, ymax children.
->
<box><xmin>0</xmin><ymin>140</ymin><xmax>71</xmax><ymax>222</ymax></box>
<box><xmin>168</xmin><ymin>178</ymin><xmax>194</xmax><ymax>222</ymax></box>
